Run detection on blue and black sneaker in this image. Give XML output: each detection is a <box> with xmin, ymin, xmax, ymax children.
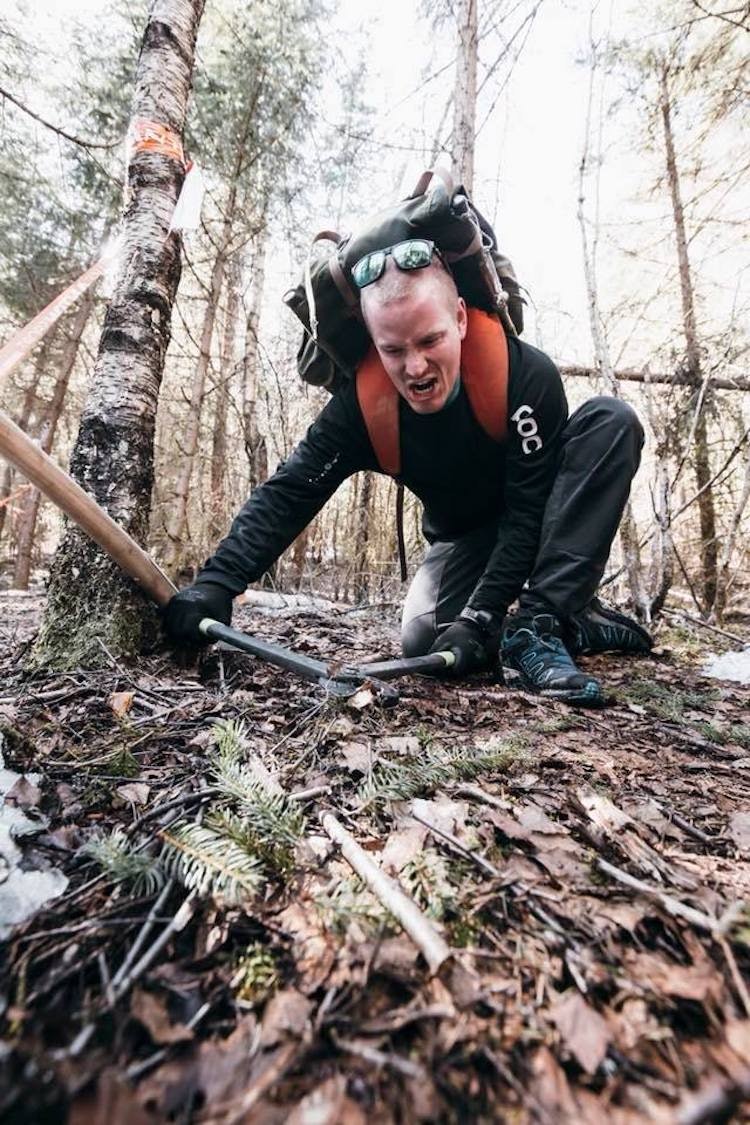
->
<box><xmin>501</xmin><ymin>613</ymin><xmax>605</xmax><ymax>706</ymax></box>
<box><xmin>566</xmin><ymin>598</ymin><xmax>652</xmax><ymax>656</ymax></box>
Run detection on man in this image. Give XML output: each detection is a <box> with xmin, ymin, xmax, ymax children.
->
<box><xmin>164</xmin><ymin>246</ymin><xmax>651</xmax><ymax>704</ymax></box>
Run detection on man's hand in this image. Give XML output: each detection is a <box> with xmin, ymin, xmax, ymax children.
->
<box><xmin>162</xmin><ymin>581</ymin><xmax>234</xmax><ymax>646</ymax></box>
<box><xmin>427</xmin><ymin>617</ymin><xmax>499</xmax><ymax>678</ymax></box>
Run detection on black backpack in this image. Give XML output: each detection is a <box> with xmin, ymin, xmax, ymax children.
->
<box><xmin>284</xmin><ymin>168</ymin><xmax>524</xmax><ymax>393</ymax></box>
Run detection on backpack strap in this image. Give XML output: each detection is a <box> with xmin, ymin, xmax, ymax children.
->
<box><xmin>356</xmin><ymin>347</ymin><xmax>401</xmax><ymax>475</ymax></box>
<box><xmin>461</xmin><ymin>308</ymin><xmax>508</xmax><ymax>442</ymax></box>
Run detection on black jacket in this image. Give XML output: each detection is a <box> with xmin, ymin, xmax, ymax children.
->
<box><xmin>199</xmin><ymin>335</ymin><xmax>568</xmax><ymax>620</ymax></box>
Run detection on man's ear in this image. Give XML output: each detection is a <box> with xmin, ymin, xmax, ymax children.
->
<box><xmin>456</xmin><ymin>296</ymin><xmax>468</xmax><ymax>339</ymax></box>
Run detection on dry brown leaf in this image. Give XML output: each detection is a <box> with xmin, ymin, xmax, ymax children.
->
<box><xmin>381</xmin><ymin>825</ymin><xmax>427</xmax><ymax>873</ymax></box>
<box><xmin>338</xmin><ymin>740</ymin><xmax>371</xmax><ymax>773</ymax></box>
<box><xmin>380</xmin><ymin>735</ymin><xmax>420</xmax><ymax>755</ymax></box>
<box><xmin>277</xmin><ymin>900</ymin><xmax>336</xmax><ymax>994</ymax></box>
<box><xmin>516</xmin><ymin>801</ymin><xmax>561</xmax><ymax>835</ymax></box>
<box><xmin>285</xmin><ymin>1075</ymin><xmax>367</xmax><ymax>1125</ymax></box>
<box><xmin>726</xmin><ymin>1020</ymin><xmax>750</xmax><ymax>1064</ymax></box>
<box><xmin>259</xmin><ymin>988</ymin><xmax>311</xmax><ymax>1048</ymax></box>
<box><xmin>109</xmin><ymin>690</ymin><xmax>135</xmax><ymax>719</ymax></box>
<box><xmin>550</xmin><ymin>989</ymin><xmax>611</xmax><ymax>1075</ymax></box>
<box><xmin>729</xmin><ymin>811</ymin><xmax>750</xmax><ymax>853</ymax></box>
<box><xmin>5</xmin><ymin>774</ymin><xmax>41</xmax><ymax>808</ymax></box>
<box><xmin>624</xmin><ymin>950</ymin><xmax>725</xmax><ymax>1004</ymax></box>
<box><xmin>69</xmin><ymin>1067</ymin><xmax>156</xmax><ymax>1125</ymax></box>
<box><xmin>528</xmin><ymin>1045</ymin><xmax>580</xmax><ymax>1121</ymax></box>
<box><xmin>115</xmin><ymin>782</ymin><xmax>150</xmax><ymax>807</ymax></box>
<box><xmin>131</xmin><ymin>988</ymin><xmax>193</xmax><ymax>1045</ymax></box>
<box><xmin>348</xmin><ymin>687</ymin><xmax>374</xmax><ymax>710</ymax></box>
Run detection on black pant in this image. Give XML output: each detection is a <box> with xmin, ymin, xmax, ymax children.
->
<box><xmin>401</xmin><ymin>396</ymin><xmax>644</xmax><ymax>656</ymax></box>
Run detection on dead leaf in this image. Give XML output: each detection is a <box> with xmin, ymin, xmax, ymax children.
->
<box><xmin>380</xmin><ymin>735</ymin><xmax>420</xmax><ymax>755</ymax></box>
<box><xmin>516</xmin><ymin>802</ymin><xmax>561</xmax><ymax>834</ymax></box>
<box><xmin>131</xmin><ymin>988</ymin><xmax>193</xmax><ymax>1045</ymax></box>
<box><xmin>576</xmin><ymin>786</ymin><xmax>632</xmax><ymax>834</ymax></box>
<box><xmin>109</xmin><ymin>690</ymin><xmax>135</xmax><ymax>719</ymax></box>
<box><xmin>277</xmin><ymin>900</ymin><xmax>336</xmax><ymax>994</ymax></box>
<box><xmin>410</xmin><ymin>796</ymin><xmax>468</xmax><ymax>838</ymax></box>
<box><xmin>726</xmin><ymin>1020</ymin><xmax>750</xmax><ymax>1064</ymax></box>
<box><xmin>551</xmin><ymin>989</ymin><xmax>611</xmax><ymax>1074</ymax></box>
<box><xmin>729</xmin><ymin>811</ymin><xmax>750</xmax><ymax>853</ymax></box>
<box><xmin>285</xmin><ymin>1075</ymin><xmax>367</xmax><ymax>1125</ymax></box>
<box><xmin>259</xmin><ymin>988</ymin><xmax>311</xmax><ymax>1048</ymax></box>
<box><xmin>381</xmin><ymin>826</ymin><xmax>427</xmax><ymax>873</ymax></box>
<box><xmin>5</xmin><ymin>775</ymin><xmax>41</xmax><ymax>808</ymax></box>
<box><xmin>338</xmin><ymin>740</ymin><xmax>371</xmax><ymax>773</ymax></box>
<box><xmin>348</xmin><ymin>687</ymin><xmax>374</xmax><ymax>710</ymax></box>
<box><xmin>624</xmin><ymin>950</ymin><xmax>725</xmax><ymax>1004</ymax></box>
<box><xmin>69</xmin><ymin>1067</ymin><xmax>156</xmax><ymax>1125</ymax></box>
<box><xmin>115</xmin><ymin>782</ymin><xmax>150</xmax><ymax>807</ymax></box>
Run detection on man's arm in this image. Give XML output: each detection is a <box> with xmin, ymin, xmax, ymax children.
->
<box><xmin>199</xmin><ymin>386</ymin><xmax>377</xmax><ymax>592</ymax></box>
<box><xmin>465</xmin><ymin>340</ymin><xmax>568</xmax><ymax>621</ymax></box>
<box><xmin>163</xmin><ymin>385</ymin><xmax>377</xmax><ymax>643</ymax></box>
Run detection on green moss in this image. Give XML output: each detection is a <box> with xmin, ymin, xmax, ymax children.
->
<box><xmin>29</xmin><ymin>527</ymin><xmax>160</xmax><ymax>671</ymax></box>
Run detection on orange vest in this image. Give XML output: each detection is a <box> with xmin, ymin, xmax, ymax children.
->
<box><xmin>354</xmin><ymin>308</ymin><xmax>509</xmax><ymax>475</ymax></box>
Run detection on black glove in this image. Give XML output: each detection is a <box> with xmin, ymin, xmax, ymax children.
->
<box><xmin>162</xmin><ymin>581</ymin><xmax>234</xmax><ymax>646</ymax></box>
<box><xmin>427</xmin><ymin>616</ymin><xmax>499</xmax><ymax>678</ymax></box>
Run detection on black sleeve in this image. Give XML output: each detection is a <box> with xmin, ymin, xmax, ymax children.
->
<box><xmin>198</xmin><ymin>384</ymin><xmax>378</xmax><ymax>594</ymax></box>
<box><xmin>466</xmin><ymin>340</ymin><xmax>568</xmax><ymax>619</ymax></box>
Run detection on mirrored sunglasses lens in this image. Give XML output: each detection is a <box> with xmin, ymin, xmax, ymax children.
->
<box><xmin>392</xmin><ymin>240</ymin><xmax>433</xmax><ymax>270</ymax></box>
<box><xmin>352</xmin><ymin>250</ymin><xmax>385</xmax><ymax>288</ymax></box>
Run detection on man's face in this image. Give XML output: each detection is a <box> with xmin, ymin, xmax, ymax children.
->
<box><xmin>363</xmin><ymin>275</ymin><xmax>468</xmax><ymax>414</ymax></box>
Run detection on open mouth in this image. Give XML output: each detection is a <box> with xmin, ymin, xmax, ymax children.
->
<box><xmin>407</xmin><ymin>376</ymin><xmax>438</xmax><ymax>399</ymax></box>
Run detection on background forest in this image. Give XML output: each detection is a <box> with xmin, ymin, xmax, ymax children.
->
<box><xmin>0</xmin><ymin>0</ymin><xmax>748</xmax><ymax>631</ymax></box>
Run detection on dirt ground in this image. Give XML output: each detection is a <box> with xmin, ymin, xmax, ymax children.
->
<box><xmin>1</xmin><ymin>592</ymin><xmax>750</xmax><ymax>1124</ymax></box>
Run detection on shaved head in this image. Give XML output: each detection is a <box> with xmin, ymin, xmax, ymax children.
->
<box><xmin>360</xmin><ymin>259</ymin><xmax>461</xmax><ymax>329</ymax></box>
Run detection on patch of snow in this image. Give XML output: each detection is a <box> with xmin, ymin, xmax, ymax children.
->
<box><xmin>702</xmin><ymin>648</ymin><xmax>750</xmax><ymax>686</ymax></box>
<box><xmin>0</xmin><ymin>735</ymin><xmax>68</xmax><ymax>939</ymax></box>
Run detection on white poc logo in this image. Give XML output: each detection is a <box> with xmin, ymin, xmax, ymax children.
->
<box><xmin>510</xmin><ymin>405</ymin><xmax>543</xmax><ymax>454</ymax></box>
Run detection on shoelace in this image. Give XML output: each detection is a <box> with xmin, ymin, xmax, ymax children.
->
<box><xmin>508</xmin><ymin>628</ymin><xmax>575</xmax><ymax>683</ymax></box>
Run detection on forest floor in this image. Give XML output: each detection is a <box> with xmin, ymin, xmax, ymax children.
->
<box><xmin>1</xmin><ymin>592</ymin><xmax>750</xmax><ymax>1124</ymax></box>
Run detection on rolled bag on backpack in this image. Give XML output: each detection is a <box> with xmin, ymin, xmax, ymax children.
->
<box><xmin>284</xmin><ymin>169</ymin><xmax>525</xmax><ymax>392</ymax></box>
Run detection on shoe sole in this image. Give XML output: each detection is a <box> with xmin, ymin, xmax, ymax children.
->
<box><xmin>503</xmin><ymin>665</ymin><xmax>607</xmax><ymax>707</ymax></box>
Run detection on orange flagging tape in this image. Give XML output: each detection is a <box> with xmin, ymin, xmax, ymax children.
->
<box><xmin>0</xmin><ymin>256</ymin><xmax>106</xmax><ymax>391</ymax></box>
<box><xmin>128</xmin><ymin>117</ymin><xmax>185</xmax><ymax>164</ymax></box>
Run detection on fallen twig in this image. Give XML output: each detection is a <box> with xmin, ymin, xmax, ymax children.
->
<box><xmin>321</xmin><ymin>812</ymin><xmax>451</xmax><ymax>975</ymax></box>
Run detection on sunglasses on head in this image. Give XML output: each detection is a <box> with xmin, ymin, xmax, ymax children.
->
<box><xmin>351</xmin><ymin>238</ymin><xmax>445</xmax><ymax>290</ymax></box>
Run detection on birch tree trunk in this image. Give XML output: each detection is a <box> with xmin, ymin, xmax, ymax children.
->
<box><xmin>659</xmin><ymin>63</ymin><xmax>718</xmax><ymax>611</ymax></box>
<box><xmin>577</xmin><ymin>39</ymin><xmax>648</xmax><ymax>619</ymax></box>
<box><xmin>452</xmin><ymin>0</ymin><xmax>478</xmax><ymax>192</ymax></box>
<box><xmin>13</xmin><ymin>293</ymin><xmax>95</xmax><ymax>589</ymax></box>
<box><xmin>33</xmin><ymin>0</ymin><xmax>205</xmax><ymax>669</ymax></box>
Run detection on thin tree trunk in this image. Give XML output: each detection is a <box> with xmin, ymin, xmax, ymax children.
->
<box><xmin>577</xmin><ymin>32</ymin><xmax>647</xmax><ymax>619</ymax></box>
<box><xmin>208</xmin><ymin>252</ymin><xmax>241</xmax><ymax>544</ymax></box>
<box><xmin>660</xmin><ymin>63</ymin><xmax>717</xmax><ymax>610</ymax></box>
<box><xmin>166</xmin><ymin>99</ymin><xmax>256</xmax><ymax>567</ymax></box>
<box><xmin>13</xmin><ymin>293</ymin><xmax>95</xmax><ymax>589</ymax></box>
<box><xmin>353</xmin><ymin>471</ymin><xmax>373</xmax><ymax>603</ymax></box>
<box><xmin>0</xmin><ymin>337</ymin><xmax>54</xmax><ymax>543</ymax></box>
<box><xmin>452</xmin><ymin>0</ymin><xmax>478</xmax><ymax>192</ymax></box>
<box><xmin>33</xmin><ymin>0</ymin><xmax>205</xmax><ymax>669</ymax></box>
<box><xmin>713</xmin><ymin>446</ymin><xmax>750</xmax><ymax>622</ymax></box>
<box><xmin>242</xmin><ymin>230</ymin><xmax>268</xmax><ymax>492</ymax></box>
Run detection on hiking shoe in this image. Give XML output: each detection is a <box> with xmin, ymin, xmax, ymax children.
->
<box><xmin>501</xmin><ymin>613</ymin><xmax>605</xmax><ymax>706</ymax></box>
<box><xmin>566</xmin><ymin>598</ymin><xmax>653</xmax><ymax>656</ymax></box>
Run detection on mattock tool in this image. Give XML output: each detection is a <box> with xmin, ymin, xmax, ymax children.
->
<box><xmin>199</xmin><ymin>618</ymin><xmax>456</xmax><ymax>704</ymax></box>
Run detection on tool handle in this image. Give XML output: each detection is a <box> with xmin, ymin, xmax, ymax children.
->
<box><xmin>352</xmin><ymin>650</ymin><xmax>456</xmax><ymax>681</ymax></box>
<box><xmin>199</xmin><ymin>618</ymin><xmax>329</xmax><ymax>679</ymax></box>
